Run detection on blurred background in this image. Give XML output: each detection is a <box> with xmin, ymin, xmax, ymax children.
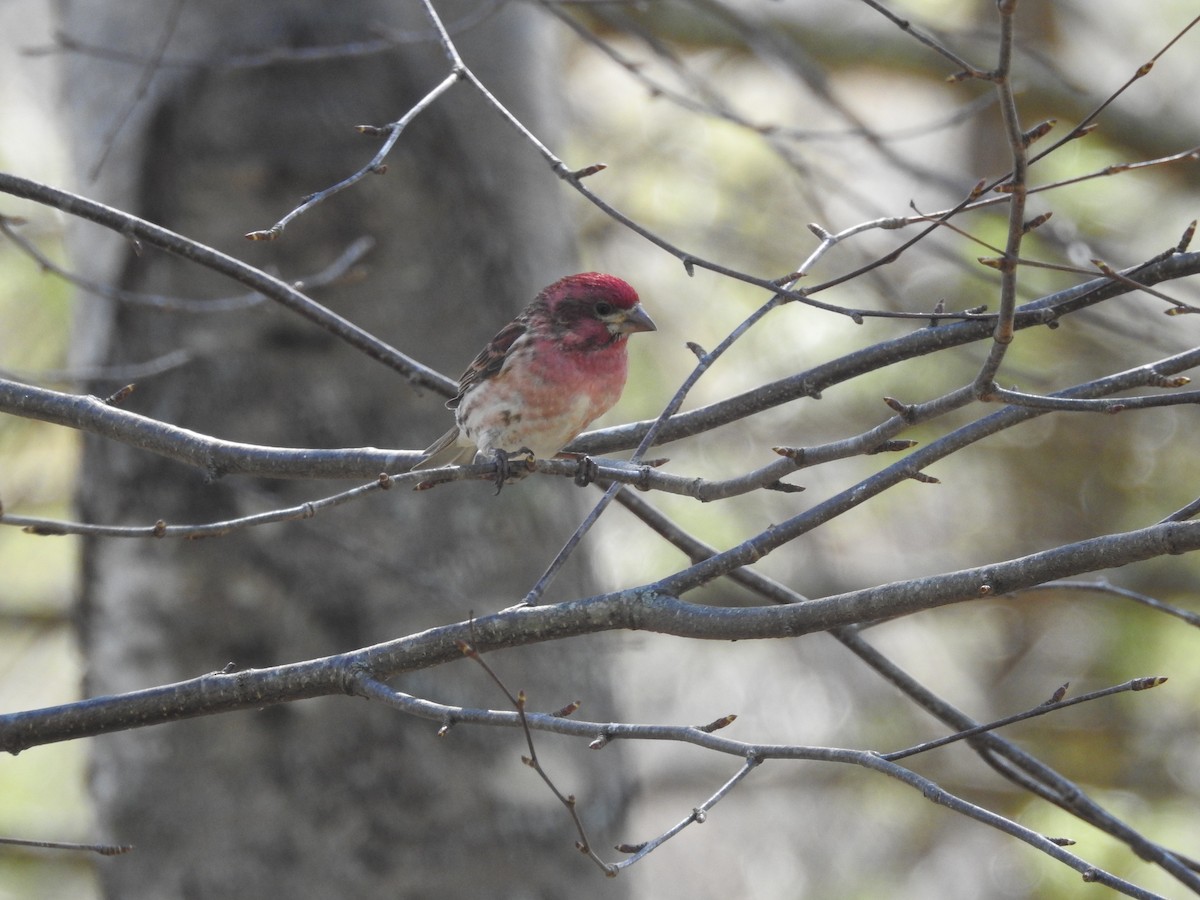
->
<box><xmin>2</xmin><ymin>0</ymin><xmax>1199</xmax><ymax>897</ymax></box>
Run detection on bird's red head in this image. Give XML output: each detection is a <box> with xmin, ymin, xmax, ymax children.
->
<box><xmin>539</xmin><ymin>272</ymin><xmax>639</xmax><ymax>311</ymax></box>
<box><xmin>538</xmin><ymin>273</ymin><xmax>655</xmax><ymax>349</ymax></box>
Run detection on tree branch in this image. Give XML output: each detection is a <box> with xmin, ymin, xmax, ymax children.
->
<box><xmin>0</xmin><ymin>173</ymin><xmax>456</xmax><ymax>395</ymax></box>
<box><xmin>3</xmin><ymin>518</ymin><xmax>1199</xmax><ymax>753</ymax></box>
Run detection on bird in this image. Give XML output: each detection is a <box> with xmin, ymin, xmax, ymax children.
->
<box><xmin>412</xmin><ymin>272</ymin><xmax>656</xmax><ymax>488</ymax></box>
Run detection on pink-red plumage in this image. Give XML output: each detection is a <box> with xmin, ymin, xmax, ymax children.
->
<box><xmin>413</xmin><ymin>273</ymin><xmax>655</xmax><ymax>472</ymax></box>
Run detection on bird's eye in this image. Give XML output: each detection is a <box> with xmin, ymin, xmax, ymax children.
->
<box><xmin>594</xmin><ymin>301</ymin><xmax>615</xmax><ymax>317</ymax></box>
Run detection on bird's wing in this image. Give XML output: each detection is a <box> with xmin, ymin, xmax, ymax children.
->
<box><xmin>447</xmin><ymin>317</ymin><xmax>529</xmax><ymax>409</ymax></box>
<box><xmin>416</xmin><ymin>311</ymin><xmax>532</xmax><ymax>470</ymax></box>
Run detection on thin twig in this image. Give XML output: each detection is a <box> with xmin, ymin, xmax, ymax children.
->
<box><xmin>883</xmin><ymin>677</ymin><xmax>1169</xmax><ymax>762</ymax></box>
<box><xmin>1026</xmin><ymin>580</ymin><xmax>1200</xmax><ymax>627</ymax></box>
<box><xmin>343</xmin><ymin>672</ymin><xmax>1162</xmax><ymax>894</ymax></box>
<box><xmin>971</xmin><ymin>0</ymin><xmax>1026</xmax><ymax>393</ymax></box>
<box><xmin>245</xmin><ymin>72</ymin><xmax>464</xmax><ymax>241</ymax></box>
<box><xmin>0</xmin><ymin>349</ymin><xmax>193</xmax><ymax>388</ymax></box>
<box><xmin>2</xmin><ymin>474</ymin><xmax>401</xmax><ymax>539</ymax></box>
<box><xmin>452</xmin><ymin>638</ymin><xmax>613</xmax><ymax>875</ymax></box>
<box><xmin>0</xmin><ymin>174</ymin><xmax>456</xmax><ymax>395</ymax></box>
<box><xmin>983</xmin><ymin>385</ymin><xmax>1200</xmax><ymax>413</ymax></box>
<box><xmin>855</xmin><ymin>0</ymin><xmax>987</xmax><ymax>76</ymax></box>
<box><xmin>1026</xmin><ymin>14</ymin><xmax>1200</xmax><ymax>166</ymax></box>
<box><xmin>0</xmin><ymin>216</ymin><xmax>373</xmax><ymax>313</ymax></box>
<box><xmin>28</xmin><ymin>3</ymin><xmax>505</xmax><ymax>68</ymax></box>
<box><xmin>87</xmin><ymin>0</ymin><xmax>185</xmax><ymax>180</ymax></box>
<box><xmin>0</xmin><ymin>836</ymin><xmax>133</xmax><ymax>857</ymax></box>
<box><xmin>610</xmin><ymin>757</ymin><xmax>761</xmax><ymax>871</ymax></box>
<box><xmin>835</xmin><ymin>628</ymin><xmax>1200</xmax><ymax>890</ymax></box>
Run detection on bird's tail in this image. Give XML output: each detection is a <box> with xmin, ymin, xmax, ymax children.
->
<box><xmin>411</xmin><ymin>428</ymin><xmax>477</xmax><ymax>471</ymax></box>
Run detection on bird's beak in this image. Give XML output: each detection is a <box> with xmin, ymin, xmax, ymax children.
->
<box><xmin>610</xmin><ymin>303</ymin><xmax>657</xmax><ymax>335</ymax></box>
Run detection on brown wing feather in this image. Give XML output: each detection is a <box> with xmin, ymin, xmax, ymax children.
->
<box><xmin>447</xmin><ymin>316</ymin><xmax>530</xmax><ymax>409</ymax></box>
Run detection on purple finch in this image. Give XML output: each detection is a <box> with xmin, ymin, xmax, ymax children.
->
<box><xmin>413</xmin><ymin>273</ymin><xmax>655</xmax><ymax>482</ymax></box>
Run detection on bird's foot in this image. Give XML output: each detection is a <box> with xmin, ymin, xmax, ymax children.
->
<box><xmin>554</xmin><ymin>450</ymin><xmax>599</xmax><ymax>487</ymax></box>
<box><xmin>491</xmin><ymin>447</ymin><xmax>536</xmax><ymax>494</ymax></box>
<box><xmin>571</xmin><ymin>454</ymin><xmax>599</xmax><ymax>487</ymax></box>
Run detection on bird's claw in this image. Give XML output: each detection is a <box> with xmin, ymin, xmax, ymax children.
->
<box><xmin>492</xmin><ymin>449</ymin><xmax>510</xmax><ymax>494</ymax></box>
<box><xmin>573</xmin><ymin>454</ymin><xmax>599</xmax><ymax>487</ymax></box>
<box><xmin>491</xmin><ymin>448</ymin><xmax>536</xmax><ymax>494</ymax></box>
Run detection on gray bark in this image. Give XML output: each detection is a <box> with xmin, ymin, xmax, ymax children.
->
<box><xmin>58</xmin><ymin>2</ymin><xmax>627</xmax><ymax>896</ymax></box>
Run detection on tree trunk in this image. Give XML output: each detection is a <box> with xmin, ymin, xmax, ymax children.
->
<box><xmin>58</xmin><ymin>2</ymin><xmax>627</xmax><ymax>896</ymax></box>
